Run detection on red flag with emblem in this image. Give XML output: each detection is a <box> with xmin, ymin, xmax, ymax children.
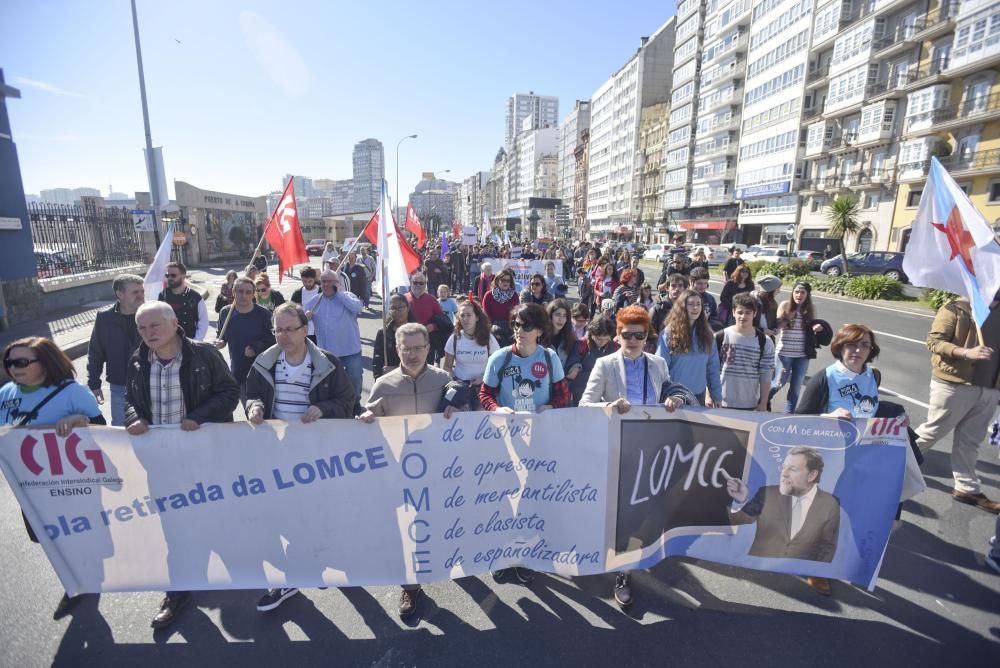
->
<box><xmin>405</xmin><ymin>202</ymin><xmax>427</xmax><ymax>249</ymax></box>
<box><xmin>360</xmin><ymin>210</ymin><xmax>421</xmax><ymax>273</ymax></box>
<box><xmin>263</xmin><ymin>180</ymin><xmax>308</xmax><ymax>283</ymax></box>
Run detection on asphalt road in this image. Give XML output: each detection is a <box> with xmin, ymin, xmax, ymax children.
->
<box><xmin>0</xmin><ymin>258</ymin><xmax>997</xmax><ymax>666</ymax></box>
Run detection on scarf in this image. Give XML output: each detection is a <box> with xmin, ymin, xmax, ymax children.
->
<box><xmin>492</xmin><ymin>286</ymin><xmax>515</xmax><ymax>303</ymax></box>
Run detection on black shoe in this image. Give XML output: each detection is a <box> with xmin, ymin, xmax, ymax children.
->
<box><xmin>513</xmin><ymin>567</ymin><xmax>535</xmax><ymax>584</ymax></box>
<box><xmin>53</xmin><ymin>592</ymin><xmax>82</xmax><ymax>620</ymax></box>
<box><xmin>151</xmin><ymin>592</ymin><xmax>191</xmax><ymax>629</ymax></box>
<box><xmin>491</xmin><ymin>568</ymin><xmax>509</xmax><ymax>583</ymax></box>
<box><xmin>256</xmin><ymin>587</ymin><xmax>299</xmax><ymax>612</ymax></box>
<box><xmin>614</xmin><ymin>572</ymin><xmax>632</xmax><ymax>609</ymax></box>
<box><xmin>398</xmin><ymin>587</ymin><xmax>420</xmax><ymax>618</ymax></box>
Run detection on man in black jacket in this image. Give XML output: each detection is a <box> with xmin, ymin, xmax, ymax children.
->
<box><xmin>125</xmin><ymin>301</ymin><xmax>239</xmax><ymax>629</ymax></box>
<box><xmin>244</xmin><ymin>302</ymin><xmax>356</xmax><ymax>612</ymax></box>
<box><xmin>87</xmin><ymin>273</ymin><xmax>144</xmax><ymax>425</ymax></box>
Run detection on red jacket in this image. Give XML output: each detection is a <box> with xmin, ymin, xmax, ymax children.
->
<box><xmin>482</xmin><ymin>290</ymin><xmax>519</xmax><ymax>324</ymax></box>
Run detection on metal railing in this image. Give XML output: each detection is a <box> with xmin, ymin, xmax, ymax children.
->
<box><xmin>29</xmin><ymin>203</ymin><xmax>148</xmax><ymax>280</ymax></box>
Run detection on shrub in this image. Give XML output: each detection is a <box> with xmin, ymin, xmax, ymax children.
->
<box><xmin>844</xmin><ymin>275</ymin><xmax>903</xmax><ymax>300</ymax></box>
<box><xmin>744</xmin><ymin>259</ymin><xmax>813</xmax><ymax>280</ymax></box>
<box><xmin>784</xmin><ymin>259</ymin><xmax>813</xmax><ymax>277</ymax></box>
<box><xmin>810</xmin><ymin>276</ymin><xmax>851</xmax><ymax>296</ymax></box>
<box><xmin>926</xmin><ymin>289</ymin><xmax>958</xmax><ymax>310</ymax></box>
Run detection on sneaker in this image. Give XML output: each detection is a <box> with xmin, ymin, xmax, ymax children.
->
<box><xmin>491</xmin><ymin>568</ymin><xmax>509</xmax><ymax>583</ymax></box>
<box><xmin>398</xmin><ymin>587</ymin><xmax>420</xmax><ymax>618</ymax></box>
<box><xmin>256</xmin><ymin>587</ymin><xmax>299</xmax><ymax>612</ymax></box>
<box><xmin>986</xmin><ymin>552</ymin><xmax>1000</xmax><ymax>575</ymax></box>
<box><xmin>513</xmin><ymin>567</ymin><xmax>535</xmax><ymax>584</ymax></box>
<box><xmin>613</xmin><ymin>572</ymin><xmax>632</xmax><ymax>609</ymax></box>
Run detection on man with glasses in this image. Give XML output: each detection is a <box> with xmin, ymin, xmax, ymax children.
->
<box><xmin>405</xmin><ymin>271</ymin><xmax>447</xmax><ymax>360</ymax></box>
<box><xmin>309</xmin><ymin>269</ymin><xmax>364</xmax><ymax>403</ymax></box>
<box><xmin>87</xmin><ymin>273</ymin><xmax>145</xmax><ymax>425</ymax></box>
<box><xmin>245</xmin><ymin>302</ymin><xmax>357</xmax><ymax>612</ymax></box>
<box><xmin>158</xmin><ymin>261</ymin><xmax>209</xmax><ymax>341</ymax></box>
<box><xmin>358</xmin><ymin>322</ymin><xmax>463</xmax><ymax>618</ymax></box>
<box><xmin>213</xmin><ymin>277</ymin><xmax>274</xmax><ymax>404</ymax></box>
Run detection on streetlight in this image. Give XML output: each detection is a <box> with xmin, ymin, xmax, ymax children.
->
<box><xmin>396</xmin><ymin>134</ymin><xmax>417</xmax><ymax>227</ymax></box>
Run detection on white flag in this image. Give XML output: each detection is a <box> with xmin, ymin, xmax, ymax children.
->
<box><xmin>144</xmin><ymin>222</ymin><xmax>175</xmax><ymax>304</ymax></box>
<box><xmin>376</xmin><ymin>180</ymin><xmax>410</xmax><ymax>294</ymax></box>
<box><xmin>481</xmin><ymin>210</ymin><xmax>491</xmax><ymax>244</ymax></box>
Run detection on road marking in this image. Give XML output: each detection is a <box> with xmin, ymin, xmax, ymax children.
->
<box><xmin>880</xmin><ymin>386</ymin><xmax>931</xmax><ymax>410</ymax></box>
<box><xmin>873</xmin><ymin>330</ymin><xmax>927</xmax><ymax>346</ymax></box>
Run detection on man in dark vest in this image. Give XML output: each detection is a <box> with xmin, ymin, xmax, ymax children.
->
<box><xmin>158</xmin><ymin>261</ymin><xmax>208</xmax><ymax>340</ymax></box>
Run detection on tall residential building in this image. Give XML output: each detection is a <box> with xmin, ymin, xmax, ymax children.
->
<box><xmin>282</xmin><ymin>174</ymin><xmax>314</xmax><ymax>199</ymax></box>
<box><xmin>353</xmin><ymin>138</ymin><xmax>385</xmax><ymax>211</ymax></box>
<box><xmin>587</xmin><ymin>18</ymin><xmax>676</xmax><ymax>240</ymax></box>
<box><xmin>505</xmin><ymin>92</ymin><xmax>559</xmax><ymax>149</ymax></box>
<box><xmin>409</xmin><ymin>172</ymin><xmax>460</xmax><ymax>232</ymax></box>
<box><xmin>637</xmin><ymin>102</ymin><xmax>670</xmax><ymax>242</ymax></box>
<box><xmin>573</xmin><ymin>129</ymin><xmax>591</xmax><ymax>239</ymax></box>
<box><xmin>734</xmin><ymin>0</ymin><xmax>814</xmax><ymax>247</ymax></box>
<box><xmin>558</xmin><ymin>101</ymin><xmax>592</xmax><ymax>206</ymax></box>
<box><xmin>509</xmin><ymin>125</ymin><xmax>559</xmax><ymax>227</ymax></box>
<box><xmin>458</xmin><ymin>171</ymin><xmax>490</xmax><ymax>227</ymax></box>
<box><xmin>486</xmin><ymin>147</ymin><xmax>507</xmax><ymax>223</ymax></box>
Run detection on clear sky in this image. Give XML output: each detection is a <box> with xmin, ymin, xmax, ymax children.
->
<box><xmin>1</xmin><ymin>0</ymin><xmax>676</xmax><ymax>201</ymax></box>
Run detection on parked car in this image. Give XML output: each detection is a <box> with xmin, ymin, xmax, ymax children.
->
<box><xmin>643</xmin><ymin>244</ymin><xmax>669</xmax><ymax>262</ymax></box>
<box><xmin>688</xmin><ymin>245</ymin><xmax>732</xmax><ymax>266</ymax></box>
<box><xmin>306</xmin><ymin>239</ymin><xmax>327</xmax><ymax>256</ymax></box>
<box><xmin>796</xmin><ymin>250</ymin><xmax>825</xmax><ymax>270</ymax></box>
<box><xmin>746</xmin><ymin>247</ymin><xmax>792</xmax><ymax>264</ymax></box>
<box><xmin>820</xmin><ymin>251</ymin><xmax>908</xmax><ymax>282</ymax></box>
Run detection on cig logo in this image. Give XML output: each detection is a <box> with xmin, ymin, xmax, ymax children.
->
<box><xmin>19</xmin><ymin>433</ymin><xmax>106</xmax><ymax>476</ymax></box>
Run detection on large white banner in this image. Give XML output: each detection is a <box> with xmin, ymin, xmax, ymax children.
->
<box><xmin>483</xmin><ymin>258</ymin><xmax>563</xmax><ymax>292</ymax></box>
<box><xmin>0</xmin><ymin>409</ymin><xmax>909</xmax><ymax>595</ymax></box>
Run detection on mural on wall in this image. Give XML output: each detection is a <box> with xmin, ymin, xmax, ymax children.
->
<box><xmin>204</xmin><ymin>210</ymin><xmax>257</xmax><ymax>259</ymax></box>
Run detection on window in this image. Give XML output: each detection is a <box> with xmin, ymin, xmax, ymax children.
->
<box><xmin>856</xmin><ymin>229</ymin><xmax>873</xmax><ymax>253</ymax></box>
<box><xmin>831</xmin><ymin>19</ymin><xmax>876</xmax><ymax>68</ymax></box>
<box><xmin>906</xmin><ymin>85</ymin><xmax>951</xmax><ymax>117</ymax></box>
<box><xmin>863</xmin><ymin>192</ymin><xmax>879</xmax><ymax>210</ymax></box>
<box><xmin>751</xmin><ymin>0</ymin><xmax>812</xmax><ymax>50</ymax></box>
<box><xmin>906</xmin><ymin>189</ymin><xmax>923</xmax><ymax>208</ymax></box>
<box><xmin>988</xmin><ymin>181</ymin><xmax>1000</xmax><ymax>203</ymax></box>
<box><xmin>747</xmin><ymin>30</ymin><xmax>810</xmax><ymax>79</ymax></box>
<box><xmin>744</xmin><ymin>64</ymin><xmax>805</xmax><ymax>107</ymax></box>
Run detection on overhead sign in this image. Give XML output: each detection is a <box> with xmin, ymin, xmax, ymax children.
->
<box><xmin>735</xmin><ymin>181</ymin><xmax>791</xmax><ymax>200</ymax></box>
<box><xmin>132</xmin><ymin>210</ymin><xmax>155</xmax><ymax>232</ymax></box>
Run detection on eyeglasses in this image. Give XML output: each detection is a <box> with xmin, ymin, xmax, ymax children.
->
<box><xmin>4</xmin><ymin>358</ymin><xmax>39</xmax><ymax>369</ymax></box>
<box><xmin>272</xmin><ymin>325</ymin><xmax>305</xmax><ymax>336</ymax></box>
<box><xmin>620</xmin><ymin>331</ymin><xmax>647</xmax><ymax>341</ymax></box>
<box><xmin>511</xmin><ymin>321</ymin><xmax>536</xmax><ymax>332</ymax></box>
<box><xmin>399</xmin><ymin>345</ymin><xmax>428</xmax><ymax>354</ymax></box>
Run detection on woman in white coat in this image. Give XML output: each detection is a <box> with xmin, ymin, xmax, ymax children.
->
<box><xmin>580</xmin><ymin>305</ymin><xmax>697</xmax><ymax>609</ymax></box>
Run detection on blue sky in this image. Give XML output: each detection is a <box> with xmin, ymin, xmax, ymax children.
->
<box><xmin>1</xmin><ymin>0</ymin><xmax>675</xmax><ymax>200</ymax></box>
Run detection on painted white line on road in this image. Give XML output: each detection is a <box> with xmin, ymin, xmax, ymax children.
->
<box><xmin>880</xmin><ymin>386</ymin><xmax>931</xmax><ymax>410</ymax></box>
<box><xmin>873</xmin><ymin>330</ymin><xmax>927</xmax><ymax>346</ymax></box>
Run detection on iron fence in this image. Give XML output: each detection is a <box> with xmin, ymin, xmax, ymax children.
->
<box><xmin>29</xmin><ymin>203</ymin><xmax>148</xmax><ymax>280</ymax></box>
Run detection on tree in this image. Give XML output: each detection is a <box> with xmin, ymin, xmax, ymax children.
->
<box><xmin>825</xmin><ymin>195</ymin><xmax>862</xmax><ymax>277</ymax></box>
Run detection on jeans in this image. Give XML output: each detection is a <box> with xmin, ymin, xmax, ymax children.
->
<box><xmin>109</xmin><ymin>383</ymin><xmax>126</xmax><ymax>427</ymax></box>
<box><xmin>339</xmin><ymin>352</ymin><xmax>363</xmax><ymax>404</ymax></box>
<box><xmin>778</xmin><ymin>355</ymin><xmax>809</xmax><ymax>413</ymax></box>
<box><xmin>915</xmin><ymin>379</ymin><xmax>1000</xmax><ymax>494</ymax></box>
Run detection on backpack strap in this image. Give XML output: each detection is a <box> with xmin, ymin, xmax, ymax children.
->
<box><xmin>756</xmin><ymin>329</ymin><xmax>766</xmax><ymax>365</ymax></box>
<box><xmin>543</xmin><ymin>347</ymin><xmax>554</xmax><ymax>400</ymax></box>
<box><xmin>12</xmin><ymin>381</ymin><xmax>72</xmax><ymax>427</ymax></box>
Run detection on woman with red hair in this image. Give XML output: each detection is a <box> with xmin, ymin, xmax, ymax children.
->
<box><xmin>580</xmin><ymin>305</ymin><xmax>697</xmax><ymax>610</ymax></box>
<box><xmin>611</xmin><ymin>268</ymin><xmax>640</xmax><ymax>313</ymax></box>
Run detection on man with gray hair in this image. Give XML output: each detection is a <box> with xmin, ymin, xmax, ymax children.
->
<box><xmin>125</xmin><ymin>300</ymin><xmax>240</xmax><ymax>629</ymax></box>
<box><xmin>87</xmin><ymin>273</ymin><xmax>145</xmax><ymax>425</ymax></box>
<box><xmin>358</xmin><ymin>322</ymin><xmax>464</xmax><ymax>618</ymax></box>
<box><xmin>308</xmin><ymin>269</ymin><xmax>364</xmax><ymax>401</ymax></box>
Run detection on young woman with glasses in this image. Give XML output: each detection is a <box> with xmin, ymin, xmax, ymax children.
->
<box><xmin>579</xmin><ymin>305</ymin><xmax>697</xmax><ymax>610</ymax></box>
<box><xmin>253</xmin><ymin>275</ymin><xmax>286</xmax><ymax>312</ymax></box>
<box><xmin>519</xmin><ymin>273</ymin><xmax>552</xmax><ymax>306</ymax></box>
<box><xmin>481</xmin><ymin>268</ymin><xmax>520</xmax><ymax>346</ymax></box>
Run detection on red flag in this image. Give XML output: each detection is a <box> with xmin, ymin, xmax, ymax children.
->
<box><xmin>359</xmin><ymin>211</ymin><xmax>421</xmax><ymax>273</ymax></box>
<box><xmin>453</xmin><ymin>222</ymin><xmax>460</xmax><ymax>239</ymax></box>
<box><xmin>264</xmin><ymin>179</ymin><xmax>308</xmax><ymax>283</ymax></box>
<box><xmin>405</xmin><ymin>202</ymin><xmax>427</xmax><ymax>249</ymax></box>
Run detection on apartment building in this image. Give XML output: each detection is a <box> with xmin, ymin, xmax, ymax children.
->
<box><xmin>636</xmin><ymin>102</ymin><xmax>670</xmax><ymax>243</ymax></box>
<box><xmin>586</xmin><ymin>18</ymin><xmax>675</xmax><ymax>240</ymax></box>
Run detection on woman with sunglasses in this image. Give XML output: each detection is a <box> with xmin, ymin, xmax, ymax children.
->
<box><xmin>1</xmin><ymin>336</ymin><xmax>106</xmax><ymax>620</ymax></box>
<box><xmin>580</xmin><ymin>306</ymin><xmax>697</xmax><ymax>610</ymax></box>
<box><xmin>373</xmin><ymin>294</ymin><xmax>416</xmax><ymax>378</ymax></box>
<box><xmin>254</xmin><ymin>276</ymin><xmax>286</xmax><ymax>312</ymax></box>
<box><xmin>482</xmin><ymin>268</ymin><xmax>520</xmax><ymax>347</ymax></box>
<box><xmin>657</xmin><ymin>289</ymin><xmax>722</xmax><ymax>407</ymax></box>
<box><xmin>480</xmin><ymin>303</ymin><xmax>571</xmax><ymax>585</ymax></box>
<box><xmin>519</xmin><ymin>273</ymin><xmax>552</xmax><ymax>306</ymax></box>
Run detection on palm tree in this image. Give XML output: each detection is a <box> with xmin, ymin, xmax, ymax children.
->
<box><xmin>825</xmin><ymin>195</ymin><xmax>862</xmax><ymax>277</ymax></box>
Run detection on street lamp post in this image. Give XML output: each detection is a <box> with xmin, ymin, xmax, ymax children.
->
<box><xmin>130</xmin><ymin>0</ymin><xmax>162</xmax><ymax>247</ymax></box>
<box><xmin>396</xmin><ymin>134</ymin><xmax>417</xmax><ymax>226</ymax></box>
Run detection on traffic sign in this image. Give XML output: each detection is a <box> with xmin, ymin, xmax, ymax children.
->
<box><xmin>785</xmin><ymin>225</ymin><xmax>795</xmax><ymax>240</ymax></box>
<box><xmin>132</xmin><ymin>210</ymin><xmax>154</xmax><ymax>232</ymax></box>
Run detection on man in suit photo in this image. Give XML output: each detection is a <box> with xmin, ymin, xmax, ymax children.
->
<box><xmin>725</xmin><ymin>446</ymin><xmax>841</xmax><ymax>565</ymax></box>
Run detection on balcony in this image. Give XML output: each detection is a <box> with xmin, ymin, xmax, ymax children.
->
<box><xmin>806</xmin><ymin>63</ymin><xmax>830</xmax><ymax>89</ymax></box>
<box><xmin>802</xmin><ymin>107</ymin><xmax>822</xmax><ymax>122</ymax></box>
<box><xmin>692</xmin><ymin>167</ymin><xmax>736</xmax><ymax>183</ymax></box>
<box><xmin>898</xmin><ymin>149</ymin><xmax>1000</xmax><ymax>181</ymax></box>
<box><xmin>703</xmin><ymin>31</ymin><xmax>748</xmax><ymax>66</ymax></box>
<box><xmin>699</xmin><ymin>87</ymin><xmax>743</xmax><ymax>114</ymax></box>
<box><xmin>905</xmin><ymin>91</ymin><xmax>1000</xmax><ymax>136</ymax></box>
<box><xmin>693</xmin><ymin>139</ymin><xmax>735</xmax><ymax>160</ymax></box>
<box><xmin>901</xmin><ymin>60</ymin><xmax>950</xmax><ymax>91</ymax></box>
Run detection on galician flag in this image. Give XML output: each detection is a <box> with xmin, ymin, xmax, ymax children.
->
<box><xmin>903</xmin><ymin>157</ymin><xmax>1000</xmax><ymax>326</ymax></box>
<box><xmin>375</xmin><ymin>179</ymin><xmax>413</xmax><ymax>294</ymax></box>
<box><xmin>144</xmin><ymin>221</ymin><xmax>175</xmax><ymax>304</ymax></box>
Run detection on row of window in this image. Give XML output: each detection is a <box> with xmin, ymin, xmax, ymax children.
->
<box><xmin>750</xmin><ymin>0</ymin><xmax>812</xmax><ymax>51</ymax></box>
<box><xmin>752</xmin><ymin>0</ymin><xmax>784</xmax><ymax>24</ymax></box>
<box><xmin>705</xmin><ymin>0</ymin><xmax>749</xmax><ymax>40</ymax></box>
<box><xmin>742</xmin><ymin>98</ymin><xmax>801</xmax><ymax>135</ymax></box>
<box><xmin>739</xmin><ymin>129</ymin><xmax>799</xmax><ymax>160</ymax></box>
<box><xmin>826</xmin><ymin>64</ymin><xmax>872</xmax><ymax>110</ymax></box>
<box><xmin>953</xmin><ymin>11</ymin><xmax>1000</xmax><ymax>60</ymax></box>
<box><xmin>747</xmin><ymin>29</ymin><xmax>810</xmax><ymax>80</ymax></box>
<box><xmin>741</xmin><ymin>194</ymin><xmax>797</xmax><ymax>215</ymax></box>
<box><xmin>735</xmin><ymin>162</ymin><xmax>794</xmax><ymax>188</ymax></box>
<box><xmin>675</xmin><ymin>35</ymin><xmax>699</xmax><ymax>65</ymax></box>
<box><xmin>674</xmin><ymin>59</ymin><xmax>698</xmax><ymax>85</ymax></box>
<box><xmin>745</xmin><ymin>64</ymin><xmax>805</xmax><ymax>107</ymax></box>
<box><xmin>811</xmin><ymin>1</ymin><xmax>845</xmax><ymax>46</ymax></box>
<box><xmin>669</xmin><ymin>125</ymin><xmax>691</xmax><ymax>146</ymax></box>
<box><xmin>672</xmin><ymin>81</ymin><xmax>696</xmax><ymax>106</ymax></box>
<box><xmin>704</xmin><ymin>30</ymin><xmax>745</xmax><ymax>64</ymax></box>
<box><xmin>670</xmin><ymin>103</ymin><xmax>693</xmax><ymax>127</ymax></box>
<box><xmin>831</xmin><ymin>19</ymin><xmax>878</xmax><ymax>69</ymax></box>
